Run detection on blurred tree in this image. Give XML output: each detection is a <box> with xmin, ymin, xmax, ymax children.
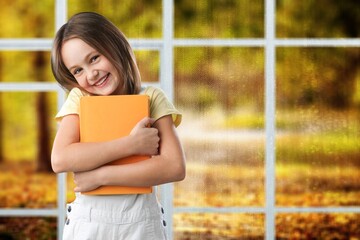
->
<box><xmin>324</xmin><ymin>48</ymin><xmax>359</xmax><ymax>109</ymax></box>
<box><xmin>0</xmin><ymin>1</ymin><xmax>5</xmax><ymax>163</ymax></box>
<box><xmin>33</xmin><ymin>51</ymin><xmax>52</xmax><ymax>172</ymax></box>
<box><xmin>174</xmin><ymin>0</ymin><xmax>264</xmax><ymax>38</ymax></box>
<box><xmin>174</xmin><ymin>0</ymin><xmax>359</xmax><ymax>111</ymax></box>
<box><xmin>0</xmin><ymin>0</ymin><xmax>53</xmax><ymax>38</ymax></box>
<box><xmin>31</xmin><ymin>13</ymin><xmax>52</xmax><ymax>172</ymax></box>
<box><xmin>277</xmin><ymin>48</ymin><xmax>360</xmax><ymax>110</ymax></box>
<box><xmin>277</xmin><ymin>0</ymin><xmax>360</xmax><ymax>38</ymax></box>
<box><xmin>175</xmin><ymin>47</ymin><xmax>264</xmax><ymax>112</ymax></box>
<box><xmin>68</xmin><ymin>0</ymin><xmax>162</xmax><ymax>38</ymax></box>
<box><xmin>276</xmin><ymin>0</ymin><xmax>360</xmax><ymax>109</ymax></box>
<box><xmin>0</xmin><ymin>57</ymin><xmax>3</xmax><ymax>163</ymax></box>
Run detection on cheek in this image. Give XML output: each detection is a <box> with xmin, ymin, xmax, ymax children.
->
<box><xmin>75</xmin><ymin>76</ymin><xmax>88</xmax><ymax>88</ymax></box>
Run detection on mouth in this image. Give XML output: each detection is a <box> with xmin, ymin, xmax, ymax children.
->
<box><xmin>94</xmin><ymin>73</ymin><xmax>109</xmax><ymax>87</ymax></box>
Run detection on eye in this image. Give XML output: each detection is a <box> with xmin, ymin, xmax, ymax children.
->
<box><xmin>73</xmin><ymin>68</ymin><xmax>82</xmax><ymax>75</ymax></box>
<box><xmin>90</xmin><ymin>55</ymin><xmax>100</xmax><ymax>63</ymax></box>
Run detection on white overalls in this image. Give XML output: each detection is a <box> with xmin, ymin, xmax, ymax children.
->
<box><xmin>63</xmin><ymin>192</ymin><xmax>168</xmax><ymax>239</ymax></box>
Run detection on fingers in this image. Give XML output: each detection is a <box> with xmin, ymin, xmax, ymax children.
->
<box><xmin>138</xmin><ymin>117</ymin><xmax>155</xmax><ymax>128</ymax></box>
<box><xmin>73</xmin><ymin>173</ymin><xmax>80</xmax><ymax>192</ymax></box>
<box><xmin>129</xmin><ymin>117</ymin><xmax>160</xmax><ymax>156</ymax></box>
<box><xmin>130</xmin><ymin>117</ymin><xmax>155</xmax><ymax>135</ymax></box>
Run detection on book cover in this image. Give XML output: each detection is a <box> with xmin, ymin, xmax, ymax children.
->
<box><xmin>79</xmin><ymin>95</ymin><xmax>152</xmax><ymax>195</ymax></box>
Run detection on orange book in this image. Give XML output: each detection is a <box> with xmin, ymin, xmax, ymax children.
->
<box><xmin>79</xmin><ymin>95</ymin><xmax>152</xmax><ymax>195</ymax></box>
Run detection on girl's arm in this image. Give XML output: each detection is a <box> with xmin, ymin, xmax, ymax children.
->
<box><xmin>73</xmin><ymin>115</ymin><xmax>186</xmax><ymax>192</ymax></box>
<box><xmin>51</xmin><ymin>114</ymin><xmax>159</xmax><ymax>173</ymax></box>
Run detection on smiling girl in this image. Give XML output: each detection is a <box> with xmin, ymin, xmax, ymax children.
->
<box><xmin>51</xmin><ymin>12</ymin><xmax>185</xmax><ymax>240</ymax></box>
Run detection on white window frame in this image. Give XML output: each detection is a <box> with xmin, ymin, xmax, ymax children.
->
<box><xmin>0</xmin><ymin>0</ymin><xmax>359</xmax><ymax>239</ymax></box>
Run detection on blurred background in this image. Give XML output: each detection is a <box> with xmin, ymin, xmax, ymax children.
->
<box><xmin>0</xmin><ymin>0</ymin><xmax>359</xmax><ymax>239</ymax></box>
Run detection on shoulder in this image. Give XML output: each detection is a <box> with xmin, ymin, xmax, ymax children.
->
<box><xmin>143</xmin><ymin>86</ymin><xmax>172</xmax><ymax>106</ymax></box>
<box><xmin>68</xmin><ymin>87</ymin><xmax>89</xmax><ymax>98</ymax></box>
<box><xmin>142</xmin><ymin>86</ymin><xmax>170</xmax><ymax>107</ymax></box>
<box><xmin>143</xmin><ymin>86</ymin><xmax>165</xmax><ymax>98</ymax></box>
<box><xmin>65</xmin><ymin>87</ymin><xmax>90</xmax><ymax>106</ymax></box>
<box><xmin>142</xmin><ymin>86</ymin><xmax>182</xmax><ymax>127</ymax></box>
<box><xmin>55</xmin><ymin>88</ymin><xmax>89</xmax><ymax>121</ymax></box>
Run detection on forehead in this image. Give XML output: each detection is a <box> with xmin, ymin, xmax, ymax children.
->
<box><xmin>61</xmin><ymin>38</ymin><xmax>96</xmax><ymax>68</ymax></box>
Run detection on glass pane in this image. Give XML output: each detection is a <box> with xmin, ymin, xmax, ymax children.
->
<box><xmin>0</xmin><ymin>52</ymin><xmax>54</xmax><ymax>82</ymax></box>
<box><xmin>174</xmin><ymin>213</ymin><xmax>265</xmax><ymax>239</ymax></box>
<box><xmin>0</xmin><ymin>92</ymin><xmax>58</xmax><ymax>208</ymax></box>
<box><xmin>68</xmin><ymin>0</ymin><xmax>162</xmax><ymax>38</ymax></box>
<box><xmin>175</xmin><ymin>0</ymin><xmax>264</xmax><ymax>38</ymax></box>
<box><xmin>277</xmin><ymin>0</ymin><xmax>360</xmax><ymax>38</ymax></box>
<box><xmin>0</xmin><ymin>217</ymin><xmax>57</xmax><ymax>239</ymax></box>
<box><xmin>276</xmin><ymin>213</ymin><xmax>360</xmax><ymax>238</ymax></box>
<box><xmin>0</xmin><ymin>1</ymin><xmax>54</xmax><ymax>38</ymax></box>
<box><xmin>174</xmin><ymin>47</ymin><xmax>265</xmax><ymax>207</ymax></box>
<box><xmin>135</xmin><ymin>50</ymin><xmax>160</xmax><ymax>83</ymax></box>
<box><xmin>276</xmin><ymin>47</ymin><xmax>360</xmax><ymax>206</ymax></box>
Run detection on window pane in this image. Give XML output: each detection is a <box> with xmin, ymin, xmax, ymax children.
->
<box><xmin>175</xmin><ymin>0</ymin><xmax>264</xmax><ymax>38</ymax></box>
<box><xmin>276</xmin><ymin>47</ymin><xmax>360</xmax><ymax>206</ymax></box>
<box><xmin>276</xmin><ymin>0</ymin><xmax>360</xmax><ymax>38</ymax></box>
<box><xmin>0</xmin><ymin>92</ymin><xmax>58</xmax><ymax>208</ymax></box>
<box><xmin>276</xmin><ymin>213</ymin><xmax>360</xmax><ymax>238</ymax></box>
<box><xmin>0</xmin><ymin>52</ymin><xmax>54</xmax><ymax>82</ymax></box>
<box><xmin>68</xmin><ymin>0</ymin><xmax>162</xmax><ymax>38</ymax></box>
<box><xmin>174</xmin><ymin>213</ymin><xmax>264</xmax><ymax>239</ymax></box>
<box><xmin>174</xmin><ymin>47</ymin><xmax>265</xmax><ymax>207</ymax></box>
<box><xmin>135</xmin><ymin>50</ymin><xmax>160</xmax><ymax>83</ymax></box>
<box><xmin>0</xmin><ymin>217</ymin><xmax>57</xmax><ymax>239</ymax></box>
<box><xmin>0</xmin><ymin>1</ymin><xmax>54</xmax><ymax>38</ymax></box>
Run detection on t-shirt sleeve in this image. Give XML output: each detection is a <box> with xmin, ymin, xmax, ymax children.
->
<box><xmin>55</xmin><ymin>88</ymin><xmax>85</xmax><ymax>122</ymax></box>
<box><xmin>145</xmin><ymin>87</ymin><xmax>182</xmax><ymax>127</ymax></box>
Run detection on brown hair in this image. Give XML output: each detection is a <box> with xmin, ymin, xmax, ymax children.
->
<box><xmin>51</xmin><ymin>12</ymin><xmax>141</xmax><ymax>94</ymax></box>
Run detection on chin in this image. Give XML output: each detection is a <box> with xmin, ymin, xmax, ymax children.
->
<box><xmin>98</xmin><ymin>88</ymin><xmax>117</xmax><ymax>96</ymax></box>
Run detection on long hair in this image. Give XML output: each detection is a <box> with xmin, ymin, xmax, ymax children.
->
<box><xmin>51</xmin><ymin>12</ymin><xmax>141</xmax><ymax>94</ymax></box>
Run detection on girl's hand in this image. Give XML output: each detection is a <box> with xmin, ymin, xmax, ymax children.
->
<box><xmin>130</xmin><ymin>117</ymin><xmax>160</xmax><ymax>156</ymax></box>
<box><xmin>73</xmin><ymin>170</ymin><xmax>102</xmax><ymax>192</ymax></box>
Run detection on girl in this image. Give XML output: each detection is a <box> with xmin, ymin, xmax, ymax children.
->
<box><xmin>51</xmin><ymin>12</ymin><xmax>186</xmax><ymax>240</ymax></box>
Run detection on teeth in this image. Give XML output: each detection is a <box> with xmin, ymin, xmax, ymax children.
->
<box><xmin>95</xmin><ymin>75</ymin><xmax>107</xmax><ymax>86</ymax></box>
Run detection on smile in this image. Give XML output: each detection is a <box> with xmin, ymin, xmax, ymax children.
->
<box><xmin>94</xmin><ymin>73</ymin><xmax>109</xmax><ymax>87</ymax></box>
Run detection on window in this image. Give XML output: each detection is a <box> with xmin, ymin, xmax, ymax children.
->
<box><xmin>1</xmin><ymin>0</ymin><xmax>359</xmax><ymax>239</ymax></box>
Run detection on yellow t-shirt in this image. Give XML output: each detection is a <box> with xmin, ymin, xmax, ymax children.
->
<box><xmin>55</xmin><ymin>86</ymin><xmax>182</xmax><ymax>127</ymax></box>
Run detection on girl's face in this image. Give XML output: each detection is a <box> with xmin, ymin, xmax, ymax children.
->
<box><xmin>61</xmin><ymin>38</ymin><xmax>123</xmax><ymax>95</ymax></box>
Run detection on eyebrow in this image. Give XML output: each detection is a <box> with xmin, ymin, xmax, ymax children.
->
<box><xmin>68</xmin><ymin>51</ymin><xmax>97</xmax><ymax>72</ymax></box>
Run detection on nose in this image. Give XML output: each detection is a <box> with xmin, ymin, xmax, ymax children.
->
<box><xmin>87</xmin><ymin>69</ymin><xmax>99</xmax><ymax>82</ymax></box>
